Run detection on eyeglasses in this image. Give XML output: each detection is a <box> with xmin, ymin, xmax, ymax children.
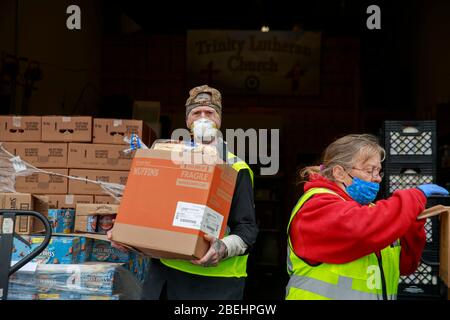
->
<box><xmin>352</xmin><ymin>167</ymin><xmax>384</xmax><ymax>179</ymax></box>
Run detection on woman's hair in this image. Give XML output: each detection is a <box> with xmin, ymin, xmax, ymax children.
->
<box><xmin>299</xmin><ymin>134</ymin><xmax>385</xmax><ymax>182</ymax></box>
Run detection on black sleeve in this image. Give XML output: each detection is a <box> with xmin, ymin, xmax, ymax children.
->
<box><xmin>227</xmin><ymin>169</ymin><xmax>259</xmax><ymax>250</ymax></box>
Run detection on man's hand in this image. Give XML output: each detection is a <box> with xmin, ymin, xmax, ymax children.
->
<box><xmin>106</xmin><ymin>230</ymin><xmax>129</xmax><ymax>253</ymax></box>
<box><xmin>191</xmin><ymin>234</ymin><xmax>228</xmax><ymax>267</ymax></box>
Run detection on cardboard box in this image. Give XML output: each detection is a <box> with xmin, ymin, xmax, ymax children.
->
<box><xmin>11</xmin><ymin>235</ymin><xmax>82</xmax><ymax>264</ymax></box>
<box><xmin>67</xmin><ymin>143</ymin><xmax>133</xmax><ymax>170</ymax></box>
<box><xmin>74</xmin><ymin>203</ymin><xmax>119</xmax><ymax>234</ymax></box>
<box><xmin>1</xmin><ymin>142</ymin><xmax>68</xmax><ymax>168</ymax></box>
<box><xmin>47</xmin><ymin>209</ymin><xmax>76</xmax><ymax>234</ymax></box>
<box><xmin>440</xmin><ymin>209</ymin><xmax>450</xmax><ymax>287</ymax></box>
<box><xmin>68</xmin><ymin>169</ymin><xmax>129</xmax><ymax>195</ymax></box>
<box><xmin>418</xmin><ymin>205</ymin><xmax>450</xmax><ymax>288</ymax></box>
<box><xmin>0</xmin><ymin>193</ymin><xmax>49</xmax><ymax>234</ymax></box>
<box><xmin>15</xmin><ymin>168</ymin><xmax>68</xmax><ymax>194</ymax></box>
<box><xmin>0</xmin><ymin>115</ymin><xmax>41</xmax><ymax>141</ymax></box>
<box><xmin>90</xmin><ymin>239</ymin><xmax>130</xmax><ymax>263</ymax></box>
<box><xmin>94</xmin><ymin>195</ymin><xmax>120</xmax><ymax>204</ymax></box>
<box><xmin>111</xmin><ymin>148</ymin><xmax>238</xmax><ymax>260</ymax></box>
<box><xmin>41</xmin><ymin>116</ymin><xmax>92</xmax><ymax>142</ymax></box>
<box><xmin>47</xmin><ymin>194</ymin><xmax>93</xmax><ymax>209</ymax></box>
<box><xmin>93</xmin><ymin>118</ymin><xmax>149</xmax><ymax>145</ymax></box>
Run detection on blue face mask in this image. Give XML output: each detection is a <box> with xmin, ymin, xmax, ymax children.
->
<box><xmin>344</xmin><ymin>175</ymin><xmax>379</xmax><ymax>205</ymax></box>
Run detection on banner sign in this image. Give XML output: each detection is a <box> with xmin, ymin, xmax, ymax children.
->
<box><xmin>187</xmin><ymin>30</ymin><xmax>321</xmax><ymax>95</ymax></box>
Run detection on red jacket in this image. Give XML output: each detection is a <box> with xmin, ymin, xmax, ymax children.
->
<box><xmin>289</xmin><ymin>175</ymin><xmax>427</xmax><ymax>275</ymax></box>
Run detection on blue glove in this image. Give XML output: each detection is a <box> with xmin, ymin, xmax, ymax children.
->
<box><xmin>417</xmin><ymin>184</ymin><xmax>449</xmax><ymax>197</ymax></box>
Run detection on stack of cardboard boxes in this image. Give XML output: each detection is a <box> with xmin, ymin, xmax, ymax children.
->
<box><xmin>68</xmin><ymin>117</ymin><xmax>152</xmax><ymax>205</ymax></box>
<box><xmin>1</xmin><ymin>115</ymin><xmax>154</xmax><ymax>216</ymax></box>
<box><xmin>1</xmin><ymin>115</ymin><xmax>155</xmax><ymax>300</ymax></box>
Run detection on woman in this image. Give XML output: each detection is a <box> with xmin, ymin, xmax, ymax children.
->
<box><xmin>286</xmin><ymin>134</ymin><xmax>448</xmax><ymax>300</ymax></box>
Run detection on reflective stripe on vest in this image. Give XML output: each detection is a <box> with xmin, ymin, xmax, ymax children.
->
<box><xmin>286</xmin><ymin>187</ymin><xmax>401</xmax><ymax>300</ymax></box>
<box><xmin>160</xmin><ymin>152</ymin><xmax>253</xmax><ymax>278</ymax></box>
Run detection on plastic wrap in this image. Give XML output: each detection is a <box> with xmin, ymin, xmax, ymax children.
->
<box><xmin>11</xmin><ymin>235</ymin><xmax>84</xmax><ymax>265</ymax></box>
<box><xmin>123</xmin><ymin>133</ymin><xmax>149</xmax><ymax>154</ymax></box>
<box><xmin>0</xmin><ymin>143</ymin><xmax>40</xmax><ymax>192</ymax></box>
<box><xmin>0</xmin><ymin>141</ymin><xmax>128</xmax><ymax>201</ymax></box>
<box><xmin>8</xmin><ymin>263</ymin><xmax>142</xmax><ymax>300</ymax></box>
<box><xmin>10</xmin><ymin>235</ymin><xmax>150</xmax><ymax>300</ymax></box>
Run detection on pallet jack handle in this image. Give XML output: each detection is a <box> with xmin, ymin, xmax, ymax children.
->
<box><xmin>0</xmin><ymin>210</ymin><xmax>52</xmax><ymax>300</ymax></box>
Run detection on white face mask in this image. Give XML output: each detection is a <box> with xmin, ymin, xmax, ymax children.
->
<box><xmin>191</xmin><ymin>118</ymin><xmax>217</xmax><ymax>143</ymax></box>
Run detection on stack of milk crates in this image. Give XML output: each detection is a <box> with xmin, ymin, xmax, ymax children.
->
<box><xmin>381</xmin><ymin>120</ymin><xmax>447</xmax><ymax>300</ymax></box>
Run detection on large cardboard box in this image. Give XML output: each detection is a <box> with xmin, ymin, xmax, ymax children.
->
<box><xmin>74</xmin><ymin>203</ymin><xmax>119</xmax><ymax>234</ymax></box>
<box><xmin>93</xmin><ymin>118</ymin><xmax>150</xmax><ymax>145</ymax></box>
<box><xmin>47</xmin><ymin>194</ymin><xmax>93</xmax><ymax>209</ymax></box>
<box><xmin>418</xmin><ymin>205</ymin><xmax>450</xmax><ymax>288</ymax></box>
<box><xmin>68</xmin><ymin>169</ymin><xmax>129</xmax><ymax>195</ymax></box>
<box><xmin>67</xmin><ymin>143</ymin><xmax>133</xmax><ymax>170</ymax></box>
<box><xmin>1</xmin><ymin>142</ymin><xmax>68</xmax><ymax>168</ymax></box>
<box><xmin>15</xmin><ymin>168</ymin><xmax>68</xmax><ymax>194</ymax></box>
<box><xmin>94</xmin><ymin>195</ymin><xmax>120</xmax><ymax>204</ymax></box>
<box><xmin>111</xmin><ymin>148</ymin><xmax>238</xmax><ymax>260</ymax></box>
<box><xmin>0</xmin><ymin>193</ymin><xmax>49</xmax><ymax>234</ymax></box>
<box><xmin>41</xmin><ymin>116</ymin><xmax>92</xmax><ymax>142</ymax></box>
<box><xmin>0</xmin><ymin>116</ymin><xmax>41</xmax><ymax>142</ymax></box>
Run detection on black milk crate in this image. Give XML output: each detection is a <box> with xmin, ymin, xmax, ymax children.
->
<box><xmin>382</xmin><ymin>120</ymin><xmax>436</xmax><ymax>164</ymax></box>
<box><xmin>398</xmin><ymin>263</ymin><xmax>444</xmax><ymax>300</ymax></box>
<box><xmin>383</xmin><ymin>163</ymin><xmax>436</xmax><ymax>197</ymax></box>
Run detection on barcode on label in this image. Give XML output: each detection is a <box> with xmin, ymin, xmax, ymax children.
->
<box><xmin>180</xmin><ymin>218</ymin><xmax>196</xmax><ymax>224</ymax></box>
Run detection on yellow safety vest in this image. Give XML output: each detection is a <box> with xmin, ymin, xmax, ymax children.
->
<box><xmin>286</xmin><ymin>187</ymin><xmax>401</xmax><ymax>300</ymax></box>
<box><xmin>160</xmin><ymin>152</ymin><xmax>254</xmax><ymax>277</ymax></box>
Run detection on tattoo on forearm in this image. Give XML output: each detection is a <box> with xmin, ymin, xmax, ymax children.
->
<box><xmin>214</xmin><ymin>239</ymin><xmax>228</xmax><ymax>260</ymax></box>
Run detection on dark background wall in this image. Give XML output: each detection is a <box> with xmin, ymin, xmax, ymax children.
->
<box><xmin>1</xmin><ymin>0</ymin><xmax>450</xmax><ymax>299</ymax></box>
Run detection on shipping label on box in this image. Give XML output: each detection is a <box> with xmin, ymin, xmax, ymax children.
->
<box><xmin>0</xmin><ymin>116</ymin><xmax>41</xmax><ymax>141</ymax></box>
<box><xmin>111</xmin><ymin>148</ymin><xmax>238</xmax><ymax>259</ymax></box>
<box><xmin>67</xmin><ymin>143</ymin><xmax>133</xmax><ymax>170</ymax></box>
<box><xmin>47</xmin><ymin>194</ymin><xmax>93</xmax><ymax>209</ymax></box>
<box><xmin>93</xmin><ymin>118</ymin><xmax>149</xmax><ymax>145</ymax></box>
<box><xmin>41</xmin><ymin>116</ymin><xmax>92</xmax><ymax>142</ymax></box>
<box><xmin>68</xmin><ymin>169</ymin><xmax>129</xmax><ymax>195</ymax></box>
<box><xmin>0</xmin><ymin>193</ymin><xmax>49</xmax><ymax>234</ymax></box>
<box><xmin>1</xmin><ymin>142</ymin><xmax>68</xmax><ymax>168</ymax></box>
<box><xmin>15</xmin><ymin>168</ymin><xmax>68</xmax><ymax>194</ymax></box>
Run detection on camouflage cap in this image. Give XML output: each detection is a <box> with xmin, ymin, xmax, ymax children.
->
<box><xmin>185</xmin><ymin>85</ymin><xmax>222</xmax><ymax>118</ymax></box>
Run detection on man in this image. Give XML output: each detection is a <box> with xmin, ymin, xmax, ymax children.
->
<box><xmin>140</xmin><ymin>85</ymin><xmax>258</xmax><ymax>299</ymax></box>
